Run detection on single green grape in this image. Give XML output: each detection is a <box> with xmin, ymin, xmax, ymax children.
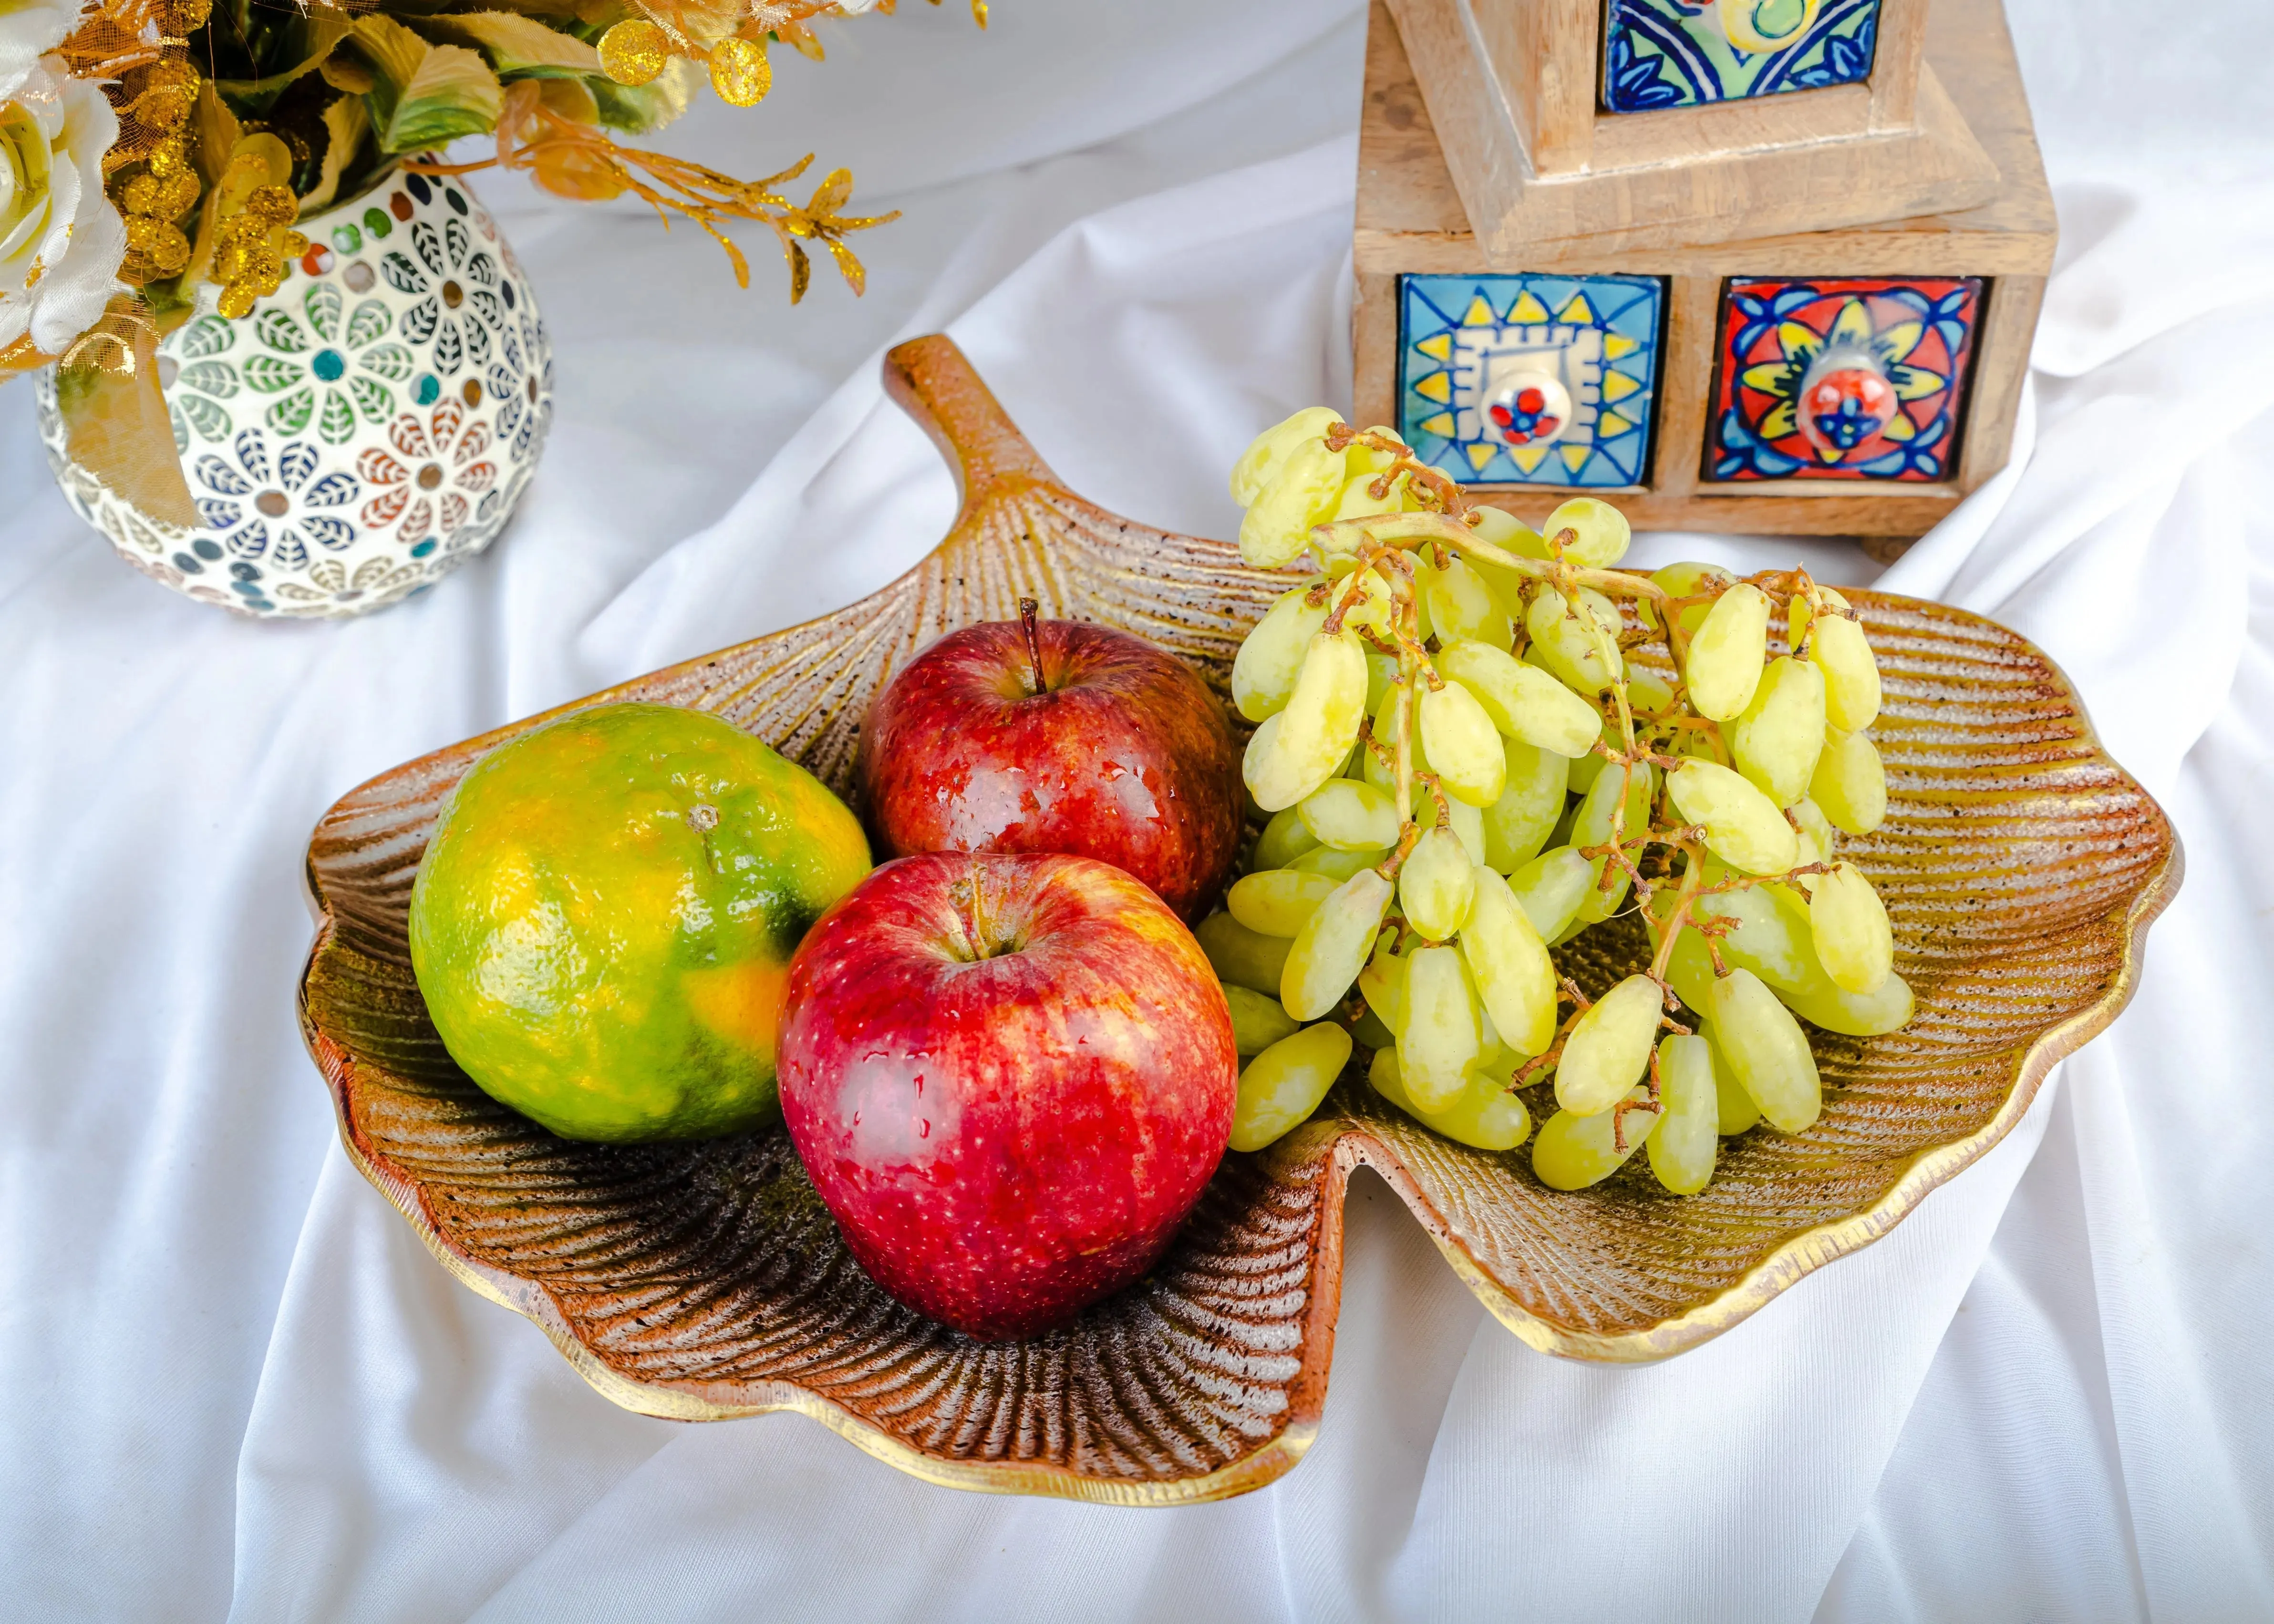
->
<box><xmin>1647</xmin><ymin>1034</ymin><xmax>1718</xmax><ymax>1194</ymax></box>
<box><xmin>1791</xmin><ymin>586</ymin><xmax>1883</xmax><ymax>733</ymax></box>
<box><xmin>1555</xmin><ymin>973</ymin><xmax>1664</xmax><ymax>1116</ymax></box>
<box><xmin>1809</xmin><ymin>862</ymin><xmax>1893</xmax><ymax>995</ymax></box>
<box><xmin>1686</xmin><ymin>582</ymin><xmax>1771</xmax><ymax>721</ymax></box>
<box><xmin>1238</xmin><ymin>434</ymin><xmax>1345</xmax><ymax>568</ymax></box>
<box><xmin>1571</xmin><ymin>757</ymin><xmax>1656</xmax><ymax>852</ymax></box>
<box><xmin>1541</xmin><ymin>496</ymin><xmax>1631</xmax><ymax>568</ymax></box>
<box><xmin>1571</xmin><ymin>854</ymin><xmax>1631</xmax><ymax>927</ymax></box>
<box><xmin>1781</xmin><ymin>965</ymin><xmax>1912</xmax><ymax>1037</ymax></box>
<box><xmin>1196</xmin><ymin>911</ymin><xmax>1293</xmax><ymax>997</ymax></box>
<box><xmin>1243</xmin><ymin>629</ymin><xmax>1367</xmax><ymax>811</ymax></box>
<box><xmin>1459</xmin><ymin>866</ymin><xmax>1559</xmax><ymax>1058</ymax></box>
<box><xmin>1811</xmin><ymin>727</ymin><xmax>1888</xmax><ymax>835</ymax></box>
<box><xmin>1624</xmin><ymin>665</ymin><xmax>1677</xmax><ymax>717</ymax></box>
<box><xmin>1330</xmin><ymin>466</ymin><xmax>1404</xmax><ymax>524</ymax></box>
<box><xmin>1395</xmin><ymin>945</ymin><xmax>1484</xmax><ymax>1112</ymax></box>
<box><xmin>1227</xmin><ymin>869</ymin><xmax>1339</xmax><ymax>938</ymax></box>
<box><xmin>1224</xmin><ymin>983</ymin><xmax>1304</xmax><ymax>1057</ymax></box>
<box><xmin>1531</xmin><ymin>1087</ymin><xmax>1660</xmax><ymax>1191</ymax></box>
<box><xmin>1506</xmin><ymin>846</ymin><xmax>1592</xmax><ymax>941</ymax></box>
<box><xmin>1434</xmin><ymin>639</ymin><xmax>1602</xmax><ymax>758</ymax></box>
<box><xmin>1253</xmin><ymin>804</ymin><xmax>1321</xmax><ymax>871</ymax></box>
<box><xmin>1229</xmin><ymin>405</ymin><xmax>1341</xmax><ymax>506</ymax></box>
<box><xmin>1299</xmin><ymin>776</ymin><xmax>1401</xmax><ymax>851</ymax></box>
<box><xmin>1400</xmin><ymin>825</ymin><xmax>1477</xmax><ymax>941</ymax></box>
<box><xmin>1647</xmin><ymin>560</ymin><xmax>1736</xmax><ymax>637</ymax></box>
<box><xmin>1481</xmin><ymin>739</ymin><xmax>1568</xmax><ymax>874</ymax></box>
<box><xmin>1370</xmin><ymin>1048</ymin><xmax>1533</xmax><ymax>1152</ymax></box>
<box><xmin>1418</xmin><ymin>679</ymin><xmax>1507</xmax><ymax>806</ymax></box>
<box><xmin>1424</xmin><ymin>556</ymin><xmax>1514</xmax><ymax>649</ymax></box>
<box><xmin>1684</xmin><ymin>865</ymin><xmax>1819</xmax><ymax>991</ymax></box>
<box><xmin>1701</xmin><ymin>1023</ymin><xmax>1761</xmax><ymax>1134</ymax></box>
<box><xmin>1667</xmin><ymin>758</ymin><xmax>1799</xmax><ymax>876</ymax></box>
<box><xmin>1357</xmin><ymin>932</ymin><xmax>1408</xmax><ymax>1031</ymax></box>
<box><xmin>1231</xmin><ymin>584</ymin><xmax>1328</xmax><ymax>723</ymax></box>
<box><xmin>1707</xmin><ymin>966</ymin><xmax>1821</xmax><ymax>1134</ymax></box>
<box><xmin>1228</xmin><ymin>1022</ymin><xmax>1354</xmax><ymax>1152</ymax></box>
<box><xmin>1788</xmin><ymin>796</ymin><xmax>1835</xmax><ymax>880</ymax></box>
<box><xmin>1525</xmin><ymin>584</ymin><xmax>1624</xmax><ymax>694</ymax></box>
<box><xmin>1728</xmin><ymin>655</ymin><xmax>1827</xmax><ymax>809</ymax></box>
<box><xmin>1282</xmin><ymin>867</ymin><xmax>1395</xmax><ymax>1020</ymax></box>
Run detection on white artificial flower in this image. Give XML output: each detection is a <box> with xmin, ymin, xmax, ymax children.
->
<box><xmin>0</xmin><ymin>51</ymin><xmax>127</xmax><ymax>356</ymax></box>
<box><xmin>0</xmin><ymin>0</ymin><xmax>82</xmax><ymax>91</ymax></box>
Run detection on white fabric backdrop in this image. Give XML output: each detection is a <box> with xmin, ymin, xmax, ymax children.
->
<box><xmin>3</xmin><ymin>1</ymin><xmax>2271</xmax><ymax>1616</ymax></box>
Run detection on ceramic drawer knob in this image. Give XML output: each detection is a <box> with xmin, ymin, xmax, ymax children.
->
<box><xmin>1796</xmin><ymin>350</ymin><xmax>1900</xmax><ymax>463</ymax></box>
<box><xmin>37</xmin><ymin>169</ymin><xmax>554</xmax><ymax>620</ymax></box>
<box><xmin>1486</xmin><ymin>372</ymin><xmax>1572</xmax><ymax>450</ymax></box>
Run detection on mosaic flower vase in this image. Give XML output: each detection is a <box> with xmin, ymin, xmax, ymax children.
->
<box><xmin>37</xmin><ymin>170</ymin><xmax>554</xmax><ymax>619</ymax></box>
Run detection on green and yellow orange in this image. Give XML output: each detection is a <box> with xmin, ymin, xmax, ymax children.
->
<box><xmin>409</xmin><ymin>702</ymin><xmax>871</xmax><ymax>1142</ymax></box>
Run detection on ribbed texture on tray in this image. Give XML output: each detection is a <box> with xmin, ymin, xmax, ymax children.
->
<box><xmin>298</xmin><ymin>336</ymin><xmax>2177</xmax><ymax>1501</ymax></box>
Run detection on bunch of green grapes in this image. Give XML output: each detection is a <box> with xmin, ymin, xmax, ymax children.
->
<box><xmin>1199</xmin><ymin>410</ymin><xmax>1912</xmax><ymax>1197</ymax></box>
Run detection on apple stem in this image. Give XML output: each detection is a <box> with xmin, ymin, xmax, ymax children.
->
<box><xmin>1018</xmin><ymin>598</ymin><xmax>1048</xmax><ymax>695</ymax></box>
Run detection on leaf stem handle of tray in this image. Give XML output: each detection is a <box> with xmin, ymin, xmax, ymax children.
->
<box><xmin>885</xmin><ymin>335</ymin><xmax>1062</xmax><ymax>511</ymax></box>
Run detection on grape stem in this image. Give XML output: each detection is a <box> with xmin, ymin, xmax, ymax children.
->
<box><xmin>1614</xmin><ymin>1051</ymin><xmax>1669</xmax><ymax>1153</ymax></box>
<box><xmin>1316</xmin><ymin>510</ymin><xmax>1673</xmax><ymax>608</ymax></box>
<box><xmin>1384</xmin><ymin>646</ymin><xmax>1416</xmax><ymax>882</ymax></box>
<box><xmin>1506</xmin><ymin>978</ymin><xmax>1596</xmax><ymax>1091</ymax></box>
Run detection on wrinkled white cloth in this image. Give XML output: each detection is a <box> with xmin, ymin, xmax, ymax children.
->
<box><xmin>3</xmin><ymin>1</ymin><xmax>2271</xmax><ymax>1618</ymax></box>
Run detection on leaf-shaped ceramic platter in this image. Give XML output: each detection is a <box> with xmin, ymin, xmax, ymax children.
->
<box><xmin>300</xmin><ymin>336</ymin><xmax>2180</xmax><ymax>1505</ymax></box>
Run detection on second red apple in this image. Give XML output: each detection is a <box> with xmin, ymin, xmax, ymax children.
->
<box><xmin>855</xmin><ymin>603</ymin><xmax>1241</xmax><ymax>920</ymax></box>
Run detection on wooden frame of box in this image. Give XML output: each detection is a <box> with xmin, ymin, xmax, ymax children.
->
<box><xmin>1354</xmin><ymin>0</ymin><xmax>2054</xmax><ymax>540</ymax></box>
<box><xmin>1385</xmin><ymin>0</ymin><xmax>2002</xmax><ymax>257</ymax></box>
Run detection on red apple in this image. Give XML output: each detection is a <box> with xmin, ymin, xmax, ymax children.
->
<box><xmin>776</xmin><ymin>851</ymin><xmax>1238</xmax><ymax>1340</ymax></box>
<box><xmin>855</xmin><ymin>602</ymin><xmax>1241</xmax><ymax>920</ymax></box>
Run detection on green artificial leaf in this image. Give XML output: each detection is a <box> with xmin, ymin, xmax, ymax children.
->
<box><xmin>420</xmin><ymin>12</ymin><xmax>601</xmax><ymax>79</ymax></box>
<box><xmin>590</xmin><ymin>56</ymin><xmax>694</xmax><ymax>134</ymax></box>
<box><xmin>355</xmin><ymin>16</ymin><xmax>506</xmax><ymax>153</ymax></box>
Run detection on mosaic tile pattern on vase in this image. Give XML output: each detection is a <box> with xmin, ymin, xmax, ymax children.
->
<box><xmin>37</xmin><ymin>171</ymin><xmax>553</xmax><ymax>620</ymax></box>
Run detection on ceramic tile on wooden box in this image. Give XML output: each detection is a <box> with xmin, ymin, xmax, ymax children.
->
<box><xmin>1704</xmin><ymin>276</ymin><xmax>1982</xmax><ymax>483</ymax></box>
<box><xmin>1602</xmin><ymin>0</ymin><xmax>1883</xmax><ymax>113</ymax></box>
<box><xmin>1398</xmin><ymin>273</ymin><xmax>1664</xmax><ymax>490</ymax></box>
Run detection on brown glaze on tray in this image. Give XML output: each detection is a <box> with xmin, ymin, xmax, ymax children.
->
<box><xmin>299</xmin><ymin>335</ymin><xmax>2180</xmax><ymax>1503</ymax></box>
